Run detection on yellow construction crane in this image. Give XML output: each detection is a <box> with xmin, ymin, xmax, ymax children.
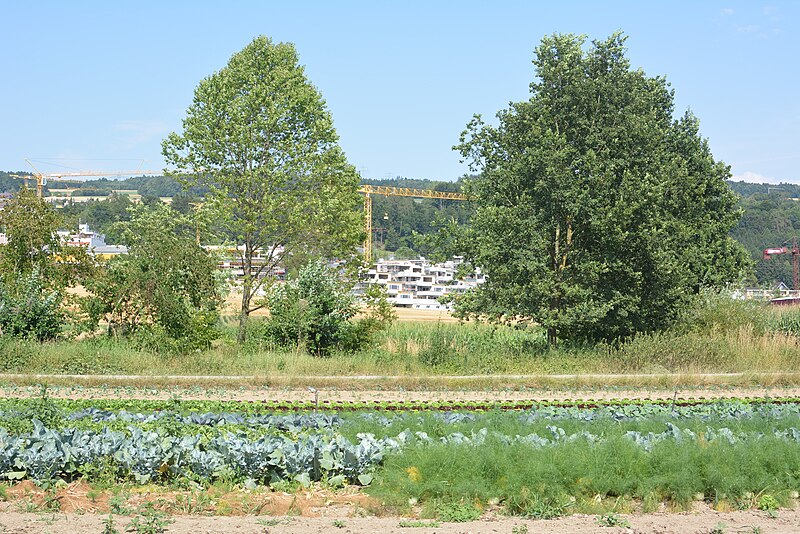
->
<box><xmin>13</xmin><ymin>159</ymin><xmax>160</xmax><ymax>198</ymax></box>
<box><xmin>358</xmin><ymin>184</ymin><xmax>468</xmax><ymax>263</ymax></box>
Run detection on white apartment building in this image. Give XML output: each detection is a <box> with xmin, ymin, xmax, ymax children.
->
<box><xmin>355</xmin><ymin>257</ymin><xmax>485</xmax><ymax>310</ymax></box>
<box><xmin>56</xmin><ymin>224</ymin><xmax>128</xmax><ymax>258</ymax></box>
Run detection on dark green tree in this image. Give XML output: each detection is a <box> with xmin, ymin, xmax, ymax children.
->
<box><xmin>454</xmin><ymin>32</ymin><xmax>749</xmax><ymax>345</ymax></box>
<box><xmin>163</xmin><ymin>36</ymin><xmax>362</xmax><ymax>343</ymax></box>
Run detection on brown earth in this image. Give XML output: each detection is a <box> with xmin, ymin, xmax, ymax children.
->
<box><xmin>224</xmin><ymin>293</ymin><xmax>458</xmax><ymax>322</ymax></box>
<box><xmin>0</xmin><ymin>502</ymin><xmax>797</xmax><ymax>533</ymax></box>
<box><xmin>0</xmin><ymin>482</ymin><xmax>798</xmax><ymax>533</ymax></box>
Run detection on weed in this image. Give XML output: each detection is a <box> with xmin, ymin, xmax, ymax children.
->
<box><xmin>398</xmin><ymin>520</ymin><xmax>441</xmax><ymax>528</ymax></box>
<box><xmin>596</xmin><ymin>513</ymin><xmax>631</xmax><ymax>528</ymax></box>
<box><xmin>15</xmin><ymin>498</ymin><xmax>39</xmax><ymax>513</ymax></box>
<box><xmin>241</xmin><ymin>497</ymin><xmax>268</xmax><ymax>515</ymax></box>
<box><xmin>709</xmin><ymin>522</ymin><xmax>727</xmax><ymax>534</ymax></box>
<box><xmin>757</xmin><ymin>494</ymin><xmax>779</xmax><ymax>512</ymax></box>
<box><xmin>436</xmin><ymin>502</ymin><xmax>481</xmax><ymax>522</ymax></box>
<box><xmin>41</xmin><ymin>488</ymin><xmax>61</xmax><ymax>512</ymax></box>
<box><xmin>109</xmin><ymin>494</ymin><xmax>133</xmax><ymax>515</ymax></box>
<box><xmin>511</xmin><ymin>526</ymin><xmax>529</xmax><ymax>534</ymax></box>
<box><xmin>126</xmin><ymin>502</ymin><xmax>173</xmax><ymax>534</ymax></box>
<box><xmin>255</xmin><ymin>518</ymin><xmax>292</xmax><ymax>527</ymax></box>
<box><xmin>332</xmin><ymin>519</ymin><xmax>346</xmax><ymax>528</ymax></box>
<box><xmin>102</xmin><ymin>514</ymin><xmax>120</xmax><ymax>534</ymax></box>
<box><xmin>172</xmin><ymin>492</ymin><xmax>212</xmax><ymax>514</ymax></box>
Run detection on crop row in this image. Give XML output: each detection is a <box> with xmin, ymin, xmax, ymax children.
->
<box><xmin>3</xmin><ymin>419</ymin><xmax>800</xmax><ymax>486</ymax></box>
<box><xmin>3</xmin><ymin>395</ymin><xmax>800</xmax><ymax>416</ymax></box>
<box><xmin>35</xmin><ymin>401</ymin><xmax>800</xmax><ymax>426</ymax></box>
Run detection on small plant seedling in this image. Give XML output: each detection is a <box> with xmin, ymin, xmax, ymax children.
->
<box><xmin>333</xmin><ymin>519</ymin><xmax>346</xmax><ymax>528</ymax></box>
<box><xmin>709</xmin><ymin>522</ymin><xmax>727</xmax><ymax>534</ymax></box>
<box><xmin>511</xmin><ymin>525</ymin><xmax>529</xmax><ymax>534</ymax></box>
<box><xmin>126</xmin><ymin>502</ymin><xmax>173</xmax><ymax>534</ymax></box>
<box><xmin>102</xmin><ymin>514</ymin><xmax>121</xmax><ymax>534</ymax></box>
<box><xmin>398</xmin><ymin>520</ymin><xmax>442</xmax><ymax>528</ymax></box>
<box><xmin>436</xmin><ymin>502</ymin><xmax>481</xmax><ymax>522</ymax></box>
<box><xmin>596</xmin><ymin>513</ymin><xmax>631</xmax><ymax>528</ymax></box>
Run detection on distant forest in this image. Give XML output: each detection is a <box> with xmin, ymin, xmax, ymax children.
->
<box><xmin>2</xmin><ymin>171</ymin><xmax>799</xmax><ymax>287</ymax></box>
<box><xmin>727</xmin><ymin>181</ymin><xmax>800</xmax><ymax>287</ymax></box>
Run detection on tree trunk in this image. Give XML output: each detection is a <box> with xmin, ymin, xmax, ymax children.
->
<box><xmin>237</xmin><ymin>242</ymin><xmax>253</xmax><ymax>344</ymax></box>
<box><xmin>547</xmin><ymin>326</ymin><xmax>558</xmax><ymax>348</ymax></box>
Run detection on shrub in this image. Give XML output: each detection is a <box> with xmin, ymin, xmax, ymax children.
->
<box><xmin>0</xmin><ymin>269</ymin><xmax>64</xmax><ymax>341</ymax></box>
<box><xmin>259</xmin><ymin>261</ymin><xmax>394</xmax><ymax>356</ymax></box>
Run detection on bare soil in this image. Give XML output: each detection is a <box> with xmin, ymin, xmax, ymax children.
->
<box><xmin>0</xmin><ymin>505</ymin><xmax>797</xmax><ymax>533</ymax></box>
<box><xmin>0</xmin><ymin>482</ymin><xmax>798</xmax><ymax>533</ymax></box>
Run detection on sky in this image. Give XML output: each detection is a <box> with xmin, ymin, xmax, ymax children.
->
<box><xmin>1</xmin><ymin>1</ymin><xmax>798</xmax><ymax>184</ymax></box>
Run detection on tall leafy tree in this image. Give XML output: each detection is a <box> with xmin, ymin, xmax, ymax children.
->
<box><xmin>455</xmin><ymin>32</ymin><xmax>749</xmax><ymax>345</ymax></box>
<box><xmin>162</xmin><ymin>36</ymin><xmax>362</xmax><ymax>342</ymax></box>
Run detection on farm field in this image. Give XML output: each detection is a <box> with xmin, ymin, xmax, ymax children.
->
<box><xmin>1</xmin><ymin>393</ymin><xmax>800</xmax><ymax>532</ymax></box>
<box><xmin>3</xmin><ymin>303</ymin><xmax>800</xmax><ymax>531</ymax></box>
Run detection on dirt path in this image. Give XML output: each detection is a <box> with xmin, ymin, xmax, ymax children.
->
<box><xmin>1</xmin><ymin>382</ymin><xmax>799</xmax><ymax>403</ymax></box>
<box><xmin>0</xmin><ymin>507</ymin><xmax>796</xmax><ymax>533</ymax></box>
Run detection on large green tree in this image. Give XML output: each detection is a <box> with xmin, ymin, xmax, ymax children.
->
<box><xmin>162</xmin><ymin>36</ymin><xmax>362</xmax><ymax>342</ymax></box>
<box><xmin>454</xmin><ymin>32</ymin><xmax>749</xmax><ymax>345</ymax></box>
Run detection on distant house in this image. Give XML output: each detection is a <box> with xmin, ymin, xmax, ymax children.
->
<box><xmin>205</xmin><ymin>244</ymin><xmax>287</xmax><ymax>287</ymax></box>
<box><xmin>57</xmin><ymin>223</ymin><xmax>127</xmax><ymax>259</ymax></box>
<box><xmin>354</xmin><ymin>257</ymin><xmax>485</xmax><ymax>310</ymax></box>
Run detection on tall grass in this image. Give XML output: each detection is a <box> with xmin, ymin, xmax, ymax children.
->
<box><xmin>3</xmin><ymin>297</ymin><xmax>800</xmax><ymax>378</ymax></box>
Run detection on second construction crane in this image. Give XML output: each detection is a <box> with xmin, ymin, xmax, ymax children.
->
<box><xmin>14</xmin><ymin>159</ymin><xmax>160</xmax><ymax>198</ymax></box>
<box><xmin>358</xmin><ymin>184</ymin><xmax>468</xmax><ymax>263</ymax></box>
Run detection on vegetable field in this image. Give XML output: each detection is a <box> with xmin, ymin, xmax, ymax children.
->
<box><xmin>1</xmin><ymin>394</ymin><xmax>799</xmax><ymax>523</ymax></box>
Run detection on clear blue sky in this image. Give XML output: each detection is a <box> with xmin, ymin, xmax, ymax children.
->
<box><xmin>1</xmin><ymin>0</ymin><xmax>797</xmax><ymax>183</ymax></box>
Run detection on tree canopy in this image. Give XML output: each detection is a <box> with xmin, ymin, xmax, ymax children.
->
<box><xmin>454</xmin><ymin>32</ymin><xmax>750</xmax><ymax>344</ymax></box>
<box><xmin>162</xmin><ymin>36</ymin><xmax>362</xmax><ymax>342</ymax></box>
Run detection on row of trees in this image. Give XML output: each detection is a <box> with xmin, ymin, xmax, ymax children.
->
<box><xmin>2</xmin><ymin>32</ymin><xmax>751</xmax><ymax>349</ymax></box>
<box><xmin>0</xmin><ymin>189</ymin><xmax>390</xmax><ymax>355</ymax></box>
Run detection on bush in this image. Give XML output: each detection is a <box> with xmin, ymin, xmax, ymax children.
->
<box><xmin>259</xmin><ymin>261</ymin><xmax>394</xmax><ymax>356</ymax></box>
<box><xmin>82</xmin><ymin>204</ymin><xmax>223</xmax><ymax>354</ymax></box>
<box><xmin>0</xmin><ymin>269</ymin><xmax>64</xmax><ymax>341</ymax></box>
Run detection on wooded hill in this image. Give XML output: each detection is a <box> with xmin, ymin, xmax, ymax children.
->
<box><xmin>728</xmin><ymin>181</ymin><xmax>800</xmax><ymax>287</ymax></box>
